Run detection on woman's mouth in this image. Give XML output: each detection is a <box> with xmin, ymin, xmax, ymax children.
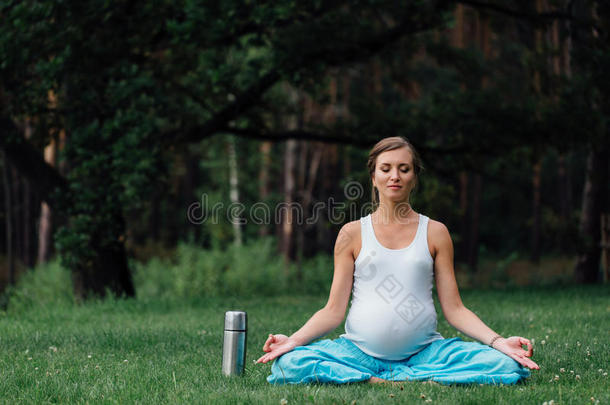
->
<box><xmin>388</xmin><ymin>185</ymin><xmax>401</xmax><ymax>190</ymax></box>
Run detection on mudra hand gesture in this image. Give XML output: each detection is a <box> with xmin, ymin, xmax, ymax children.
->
<box><xmin>493</xmin><ymin>336</ymin><xmax>539</xmax><ymax>370</ymax></box>
<box><xmin>256</xmin><ymin>334</ymin><xmax>297</xmax><ymax>364</ymax></box>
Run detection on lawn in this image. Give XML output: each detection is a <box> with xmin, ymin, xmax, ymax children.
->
<box><xmin>0</xmin><ymin>284</ymin><xmax>608</xmax><ymax>404</ymax></box>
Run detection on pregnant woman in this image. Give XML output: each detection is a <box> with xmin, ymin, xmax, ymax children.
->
<box><xmin>257</xmin><ymin>136</ymin><xmax>539</xmax><ymax>385</ymax></box>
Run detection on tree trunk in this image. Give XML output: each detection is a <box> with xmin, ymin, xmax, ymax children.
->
<box><xmin>373</xmin><ymin>61</ymin><xmax>382</xmax><ymax>105</ymax></box>
<box><xmin>2</xmin><ymin>152</ymin><xmax>15</xmax><ymax>286</ymax></box>
<box><xmin>530</xmin><ymin>159</ymin><xmax>542</xmax><ymax>263</ymax></box>
<box><xmin>21</xmin><ymin>119</ymin><xmax>33</xmax><ymax>268</ymax></box>
<box><xmin>22</xmin><ymin>169</ymin><xmax>32</xmax><ymax>267</ymax></box>
<box><xmin>453</xmin><ymin>4</ymin><xmax>464</xmax><ymax>49</ymax></box>
<box><xmin>279</xmin><ymin>84</ymin><xmax>299</xmax><ymax>263</ymax></box>
<box><xmin>467</xmin><ymin>174</ymin><xmax>482</xmax><ymax>272</ymax></box>
<box><xmin>478</xmin><ymin>11</ymin><xmax>491</xmax><ymax>87</ymax></box>
<box><xmin>71</xmin><ymin>212</ymin><xmax>135</xmax><ymax>298</ymax></box>
<box><xmin>281</xmin><ymin>139</ymin><xmax>298</xmax><ymax>262</ymax></box>
<box><xmin>10</xmin><ymin>166</ymin><xmax>22</xmax><ymax>267</ymax></box>
<box><xmin>258</xmin><ymin>141</ymin><xmax>271</xmax><ymax>237</ymax></box>
<box><xmin>71</xmin><ymin>242</ymin><xmax>135</xmax><ymax>298</ymax></box>
<box><xmin>458</xmin><ymin>171</ymin><xmax>469</xmax><ymax>263</ymax></box>
<box><xmin>461</xmin><ymin>10</ymin><xmax>488</xmax><ymax>272</ymax></box>
<box><xmin>453</xmin><ymin>6</ymin><xmax>470</xmax><ymax>265</ymax></box>
<box><xmin>317</xmin><ymin>143</ymin><xmax>339</xmax><ymax>254</ymax></box>
<box><xmin>340</xmin><ymin>70</ymin><xmax>351</xmax><ymax>122</ymax></box>
<box><xmin>226</xmin><ymin>137</ymin><xmax>242</xmax><ymax>246</ymax></box>
<box><xmin>557</xmin><ymin>152</ymin><xmax>570</xmax><ymax>250</ymax></box>
<box><xmin>601</xmin><ymin>214</ymin><xmax>610</xmax><ymax>283</ymax></box>
<box><xmin>298</xmin><ymin>94</ymin><xmax>324</xmax><ymax>263</ymax></box>
<box><xmin>182</xmin><ymin>149</ymin><xmax>200</xmax><ymax>241</ymax></box>
<box><xmin>38</xmin><ymin>201</ymin><xmax>52</xmax><ymax>264</ymax></box>
<box><xmin>302</xmin><ymin>144</ymin><xmax>322</xmax><ymax>255</ymax></box>
<box><xmin>295</xmin><ymin>139</ymin><xmax>308</xmax><ymax>277</ymax></box>
<box><xmin>529</xmin><ymin>0</ymin><xmax>544</xmax><ymax>264</ymax></box>
<box><xmin>574</xmin><ymin>147</ymin><xmax>607</xmax><ymax>283</ymax></box>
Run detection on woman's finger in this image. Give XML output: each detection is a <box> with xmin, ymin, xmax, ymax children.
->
<box><xmin>520</xmin><ymin>337</ymin><xmax>534</xmax><ymax>356</ymax></box>
<box><xmin>512</xmin><ymin>352</ymin><xmax>539</xmax><ymax>370</ymax></box>
<box><xmin>262</xmin><ymin>334</ymin><xmax>274</xmax><ymax>352</ymax></box>
<box><xmin>257</xmin><ymin>348</ymin><xmax>281</xmax><ymax>364</ymax></box>
<box><xmin>259</xmin><ymin>352</ymin><xmax>276</xmax><ymax>364</ymax></box>
<box><xmin>526</xmin><ymin>358</ymin><xmax>540</xmax><ymax>369</ymax></box>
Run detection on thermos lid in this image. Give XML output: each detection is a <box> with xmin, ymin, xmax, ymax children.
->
<box><xmin>224</xmin><ymin>311</ymin><xmax>247</xmax><ymax>331</ymax></box>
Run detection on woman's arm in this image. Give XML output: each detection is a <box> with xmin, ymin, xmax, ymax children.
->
<box><xmin>430</xmin><ymin>220</ymin><xmax>539</xmax><ymax>370</ymax></box>
<box><xmin>257</xmin><ymin>221</ymin><xmax>357</xmax><ymax>363</ymax></box>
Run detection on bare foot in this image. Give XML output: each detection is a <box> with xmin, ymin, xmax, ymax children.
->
<box><xmin>368</xmin><ymin>377</ymin><xmax>404</xmax><ymax>386</ymax></box>
<box><xmin>368</xmin><ymin>377</ymin><xmax>439</xmax><ymax>386</ymax></box>
<box><xmin>421</xmin><ymin>380</ymin><xmax>440</xmax><ymax>385</ymax></box>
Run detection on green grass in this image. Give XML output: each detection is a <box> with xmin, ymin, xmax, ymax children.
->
<box><xmin>0</xmin><ymin>285</ymin><xmax>608</xmax><ymax>404</ymax></box>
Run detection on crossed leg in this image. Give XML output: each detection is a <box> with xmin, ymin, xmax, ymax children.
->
<box><xmin>267</xmin><ymin>337</ymin><xmax>531</xmax><ymax>385</ymax></box>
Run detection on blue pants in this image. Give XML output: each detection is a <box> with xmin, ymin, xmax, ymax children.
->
<box><xmin>267</xmin><ymin>337</ymin><xmax>531</xmax><ymax>385</ymax></box>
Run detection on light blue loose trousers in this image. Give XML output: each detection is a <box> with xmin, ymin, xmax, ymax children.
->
<box><xmin>267</xmin><ymin>337</ymin><xmax>531</xmax><ymax>385</ymax></box>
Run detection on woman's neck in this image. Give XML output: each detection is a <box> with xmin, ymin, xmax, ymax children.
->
<box><xmin>373</xmin><ymin>201</ymin><xmax>414</xmax><ymax>224</ymax></box>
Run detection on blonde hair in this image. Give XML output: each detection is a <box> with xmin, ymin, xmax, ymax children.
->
<box><xmin>367</xmin><ymin>137</ymin><xmax>423</xmax><ymax>208</ymax></box>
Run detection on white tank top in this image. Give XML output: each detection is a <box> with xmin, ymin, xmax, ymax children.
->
<box><xmin>341</xmin><ymin>213</ymin><xmax>444</xmax><ymax>360</ymax></box>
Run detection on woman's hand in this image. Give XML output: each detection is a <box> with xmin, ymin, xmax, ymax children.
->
<box><xmin>493</xmin><ymin>336</ymin><xmax>540</xmax><ymax>370</ymax></box>
<box><xmin>256</xmin><ymin>334</ymin><xmax>298</xmax><ymax>364</ymax></box>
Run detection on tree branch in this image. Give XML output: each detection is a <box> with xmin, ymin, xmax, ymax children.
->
<box><xmin>165</xmin><ymin>13</ymin><xmax>444</xmax><ymax>146</ymax></box>
<box><xmin>225</xmin><ymin>127</ymin><xmax>372</xmax><ymax>146</ymax></box>
<box><xmin>0</xmin><ymin>116</ymin><xmax>68</xmax><ymax>208</ymax></box>
<box><xmin>163</xmin><ymin>70</ymin><xmax>281</xmax><ymax>146</ymax></box>
<box><xmin>201</xmin><ymin>1</ymin><xmax>347</xmax><ymax>49</ymax></box>
<box><xmin>221</xmin><ymin>126</ymin><xmax>475</xmax><ymax>155</ymax></box>
<box><xmin>219</xmin><ymin>126</ymin><xmax>531</xmax><ymax>194</ymax></box>
<box><xmin>459</xmin><ymin>0</ymin><xmax>599</xmax><ymax>31</ymax></box>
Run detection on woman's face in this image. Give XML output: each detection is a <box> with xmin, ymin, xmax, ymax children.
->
<box><xmin>372</xmin><ymin>146</ymin><xmax>417</xmax><ymax>204</ymax></box>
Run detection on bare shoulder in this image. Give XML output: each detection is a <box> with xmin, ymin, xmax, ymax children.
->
<box><xmin>426</xmin><ymin>218</ymin><xmax>452</xmax><ymax>258</ymax></box>
<box><xmin>427</xmin><ymin>219</ymin><xmax>450</xmax><ymax>238</ymax></box>
<box><xmin>334</xmin><ymin>219</ymin><xmax>361</xmax><ymax>260</ymax></box>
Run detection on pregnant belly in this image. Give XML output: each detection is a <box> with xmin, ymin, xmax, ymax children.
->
<box><xmin>344</xmin><ymin>300</ymin><xmax>438</xmax><ymax>359</ymax></box>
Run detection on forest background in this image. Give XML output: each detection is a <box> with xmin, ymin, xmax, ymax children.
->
<box><xmin>0</xmin><ymin>0</ymin><xmax>608</xmax><ymax>305</ymax></box>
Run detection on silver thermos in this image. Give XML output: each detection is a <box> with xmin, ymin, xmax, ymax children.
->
<box><xmin>222</xmin><ymin>311</ymin><xmax>247</xmax><ymax>376</ymax></box>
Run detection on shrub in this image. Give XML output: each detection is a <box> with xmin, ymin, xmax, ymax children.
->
<box><xmin>298</xmin><ymin>253</ymin><xmax>333</xmax><ymax>295</ymax></box>
<box><xmin>4</xmin><ymin>237</ymin><xmax>335</xmax><ymax>308</ymax></box>
<box><xmin>223</xmin><ymin>238</ymin><xmax>288</xmax><ymax>296</ymax></box>
<box><xmin>6</xmin><ymin>259</ymin><xmax>75</xmax><ymax>313</ymax></box>
<box><xmin>133</xmin><ymin>237</ymin><xmax>291</xmax><ymax>299</ymax></box>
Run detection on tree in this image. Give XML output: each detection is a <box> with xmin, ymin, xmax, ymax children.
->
<box><xmin>0</xmin><ymin>0</ymin><xmax>453</xmax><ymax>297</ymax></box>
<box><xmin>1</xmin><ymin>0</ymin><xmax>607</xmax><ymax>298</ymax></box>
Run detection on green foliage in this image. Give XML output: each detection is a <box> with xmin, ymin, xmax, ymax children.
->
<box><xmin>2</xmin><ymin>0</ymin><xmax>609</xmax><ymax>298</ymax></box>
<box><xmin>133</xmin><ymin>237</ymin><xmax>290</xmax><ymax>299</ymax></box>
<box><xmin>490</xmin><ymin>251</ymin><xmax>520</xmax><ymax>288</ymax></box>
<box><xmin>4</xmin><ymin>237</ymin><xmax>332</xmax><ymax>307</ymax></box>
<box><xmin>293</xmin><ymin>253</ymin><xmax>334</xmax><ymax>296</ymax></box>
<box><xmin>6</xmin><ymin>260</ymin><xmax>74</xmax><ymax>313</ymax></box>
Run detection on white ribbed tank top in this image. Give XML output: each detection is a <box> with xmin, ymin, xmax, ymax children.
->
<box><xmin>341</xmin><ymin>213</ymin><xmax>444</xmax><ymax>360</ymax></box>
